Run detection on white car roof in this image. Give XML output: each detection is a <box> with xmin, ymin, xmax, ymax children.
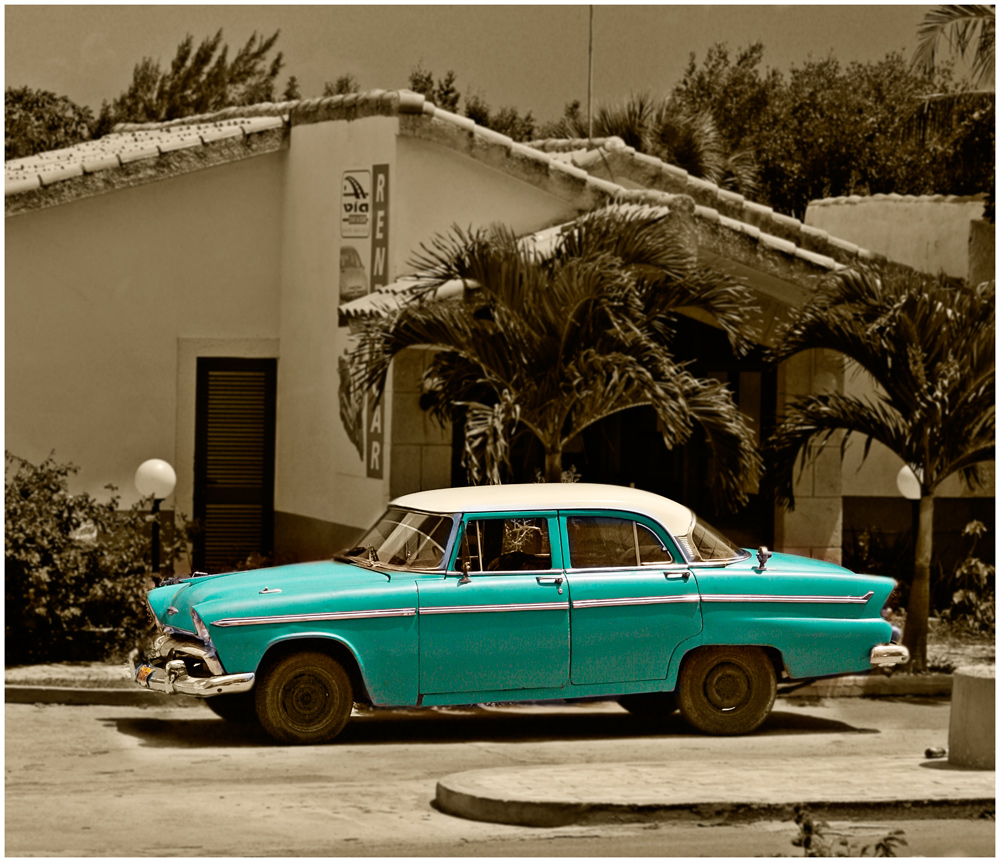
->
<box><xmin>391</xmin><ymin>483</ymin><xmax>696</xmax><ymax>537</ymax></box>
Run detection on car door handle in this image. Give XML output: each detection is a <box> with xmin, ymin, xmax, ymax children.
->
<box><xmin>536</xmin><ymin>576</ymin><xmax>564</xmax><ymax>594</ymax></box>
<box><xmin>665</xmin><ymin>571</ymin><xmax>691</xmax><ymax>580</ymax></box>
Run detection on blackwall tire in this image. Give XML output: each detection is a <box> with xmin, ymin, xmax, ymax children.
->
<box><xmin>617</xmin><ymin>692</ymin><xmax>678</xmax><ymax>719</ymax></box>
<box><xmin>255</xmin><ymin>651</ymin><xmax>353</xmax><ymax>745</ymax></box>
<box><xmin>204</xmin><ymin>690</ymin><xmax>259</xmax><ymax>723</ymax></box>
<box><xmin>678</xmin><ymin>646</ymin><xmax>776</xmax><ymax>735</ymax></box>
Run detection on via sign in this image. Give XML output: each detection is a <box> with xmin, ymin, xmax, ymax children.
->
<box><xmin>341</xmin><ymin>170</ymin><xmax>370</xmax><ymax>238</ymax></box>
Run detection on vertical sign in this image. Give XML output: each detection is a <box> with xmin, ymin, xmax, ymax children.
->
<box><xmin>370</xmin><ymin>164</ymin><xmax>390</xmax><ymax>289</ymax></box>
<box><xmin>366</xmin><ymin>397</ymin><xmax>384</xmax><ymax>479</ymax></box>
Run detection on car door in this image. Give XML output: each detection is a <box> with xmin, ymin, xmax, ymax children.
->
<box><xmin>561</xmin><ymin>512</ymin><xmax>703</xmax><ymax>685</ymax></box>
<box><xmin>417</xmin><ymin>512</ymin><xmax>570</xmax><ymax>694</ymax></box>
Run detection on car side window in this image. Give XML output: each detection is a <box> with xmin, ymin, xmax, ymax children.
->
<box><xmin>567</xmin><ymin>516</ymin><xmax>673</xmax><ymax>569</ymax></box>
<box><xmin>460</xmin><ymin>517</ymin><xmax>553</xmax><ymax>573</ymax></box>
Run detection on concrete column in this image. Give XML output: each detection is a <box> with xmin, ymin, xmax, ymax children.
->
<box><xmin>948</xmin><ymin>666</ymin><xmax>995</xmax><ymax>769</ymax></box>
<box><xmin>773</xmin><ymin>349</ymin><xmax>844</xmax><ymax>564</ymax></box>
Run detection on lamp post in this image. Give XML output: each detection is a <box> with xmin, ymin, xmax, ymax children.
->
<box><xmin>135</xmin><ymin>459</ymin><xmax>177</xmax><ymax>576</ymax></box>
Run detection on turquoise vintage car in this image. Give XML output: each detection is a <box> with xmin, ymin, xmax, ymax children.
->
<box><xmin>130</xmin><ymin>483</ymin><xmax>908</xmax><ymax>743</ymax></box>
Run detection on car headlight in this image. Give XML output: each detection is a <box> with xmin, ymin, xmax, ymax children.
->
<box><xmin>190</xmin><ymin>607</ymin><xmax>215</xmax><ymax>651</ymax></box>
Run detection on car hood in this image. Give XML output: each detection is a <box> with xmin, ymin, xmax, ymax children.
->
<box><xmin>147</xmin><ymin>561</ymin><xmax>396</xmax><ymax>635</ymax></box>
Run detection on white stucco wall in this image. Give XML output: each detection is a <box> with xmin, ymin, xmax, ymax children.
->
<box><xmin>805</xmin><ymin>195</ymin><xmax>986</xmax><ymax>281</ymax></box>
<box><xmin>5</xmin><ymin>154</ymin><xmax>285</xmax><ymax>510</ymax></box>
<box><xmin>275</xmin><ymin>117</ymin><xmax>398</xmax><ymax>532</ymax></box>
<box><xmin>394</xmin><ymin>136</ymin><xmax>576</xmax><ymax>261</ymax></box>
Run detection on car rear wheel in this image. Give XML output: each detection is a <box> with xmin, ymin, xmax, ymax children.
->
<box><xmin>617</xmin><ymin>692</ymin><xmax>678</xmax><ymax>719</ymax></box>
<box><xmin>255</xmin><ymin>651</ymin><xmax>353</xmax><ymax>744</ymax></box>
<box><xmin>204</xmin><ymin>691</ymin><xmax>258</xmax><ymax>723</ymax></box>
<box><xmin>677</xmin><ymin>646</ymin><xmax>776</xmax><ymax>735</ymax></box>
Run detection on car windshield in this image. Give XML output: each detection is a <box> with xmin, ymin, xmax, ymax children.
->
<box><xmin>338</xmin><ymin>507</ymin><xmax>454</xmax><ymax>570</ymax></box>
<box><xmin>674</xmin><ymin>517</ymin><xmax>750</xmax><ymax>564</ymax></box>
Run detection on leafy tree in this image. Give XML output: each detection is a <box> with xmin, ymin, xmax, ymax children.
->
<box><xmin>408</xmin><ymin>64</ymin><xmax>460</xmax><ymax>112</ymax></box>
<box><xmin>5</xmin><ymin>86</ymin><xmax>93</xmax><ymax>160</ymax></box>
<box><xmin>766</xmin><ymin>268</ymin><xmax>995</xmax><ymax>671</ymax></box>
<box><xmin>676</xmin><ymin>42</ymin><xmax>991</xmax><ymax>219</ymax></box>
<box><xmin>671</xmin><ymin>42</ymin><xmax>780</xmax><ymax>155</ymax></box>
<box><xmin>95</xmin><ymin>29</ymin><xmax>283</xmax><ymax>131</ymax></box>
<box><xmin>282</xmin><ymin>76</ymin><xmax>302</xmax><ymax>101</ymax></box>
<box><xmin>464</xmin><ymin>93</ymin><xmax>536</xmax><ymax>141</ymax></box>
<box><xmin>353</xmin><ymin>205</ymin><xmax>761</xmax><ymax>507</ymax></box>
<box><xmin>324</xmin><ymin>73</ymin><xmax>359</xmax><ymax>96</ymax></box>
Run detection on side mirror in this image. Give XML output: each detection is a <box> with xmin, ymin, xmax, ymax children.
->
<box><xmin>756</xmin><ymin>546</ymin><xmax>772</xmax><ymax>570</ymax></box>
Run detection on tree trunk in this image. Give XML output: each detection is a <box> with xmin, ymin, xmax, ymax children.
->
<box><xmin>902</xmin><ymin>494</ymin><xmax>934</xmax><ymax>672</ymax></box>
<box><xmin>544</xmin><ymin>448</ymin><xmax>563</xmax><ymax>483</ymax></box>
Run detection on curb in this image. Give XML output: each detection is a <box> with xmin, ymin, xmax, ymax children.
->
<box><xmin>5</xmin><ymin>685</ymin><xmax>205</xmax><ymax>708</ymax></box>
<box><xmin>779</xmin><ymin>673</ymin><xmax>953</xmax><ymax>698</ymax></box>
<box><xmin>435</xmin><ymin>760</ymin><xmax>997</xmax><ymax>828</ymax></box>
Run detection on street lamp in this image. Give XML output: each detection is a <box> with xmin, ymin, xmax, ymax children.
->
<box><xmin>135</xmin><ymin>459</ymin><xmax>177</xmax><ymax>576</ymax></box>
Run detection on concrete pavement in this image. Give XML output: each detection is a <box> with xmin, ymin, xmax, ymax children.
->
<box><xmin>6</xmin><ymin>661</ymin><xmax>994</xmax><ymax>829</ymax></box>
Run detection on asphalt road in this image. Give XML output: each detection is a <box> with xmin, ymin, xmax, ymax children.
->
<box><xmin>5</xmin><ymin>697</ymin><xmax>995</xmax><ymax>857</ymax></box>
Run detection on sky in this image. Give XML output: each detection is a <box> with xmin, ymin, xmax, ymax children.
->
<box><xmin>5</xmin><ymin>4</ymin><xmax>937</xmax><ymax>123</ymax></box>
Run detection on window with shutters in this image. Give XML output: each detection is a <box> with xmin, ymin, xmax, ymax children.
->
<box><xmin>193</xmin><ymin>358</ymin><xmax>276</xmax><ymax>570</ymax></box>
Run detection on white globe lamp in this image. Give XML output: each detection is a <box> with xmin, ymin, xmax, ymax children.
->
<box><xmin>896</xmin><ymin>465</ymin><xmax>921</xmax><ymax>501</ymax></box>
<box><xmin>135</xmin><ymin>459</ymin><xmax>177</xmax><ymax>500</ymax></box>
<box><xmin>135</xmin><ymin>459</ymin><xmax>176</xmax><ymax>576</ymax></box>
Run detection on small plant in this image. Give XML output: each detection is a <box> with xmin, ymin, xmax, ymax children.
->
<box><xmin>5</xmin><ymin>451</ymin><xmax>188</xmax><ymax>663</ymax></box>
<box><xmin>940</xmin><ymin>521</ymin><xmax>995</xmax><ymax>635</ymax></box>
<box><xmin>791</xmin><ymin>806</ymin><xmax>907</xmax><ymax>857</ymax></box>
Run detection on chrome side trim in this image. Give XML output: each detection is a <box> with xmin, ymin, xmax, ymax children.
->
<box><xmin>573</xmin><ymin>595</ymin><xmax>701</xmax><ymax>609</ymax></box>
<box><xmin>419</xmin><ymin>601</ymin><xmax>570</xmax><ymax>615</ymax></box>
<box><xmin>211</xmin><ymin>607</ymin><xmax>417</xmax><ymax>627</ymax></box>
<box><xmin>700</xmin><ymin>591</ymin><xmax>874</xmax><ymax>605</ymax></box>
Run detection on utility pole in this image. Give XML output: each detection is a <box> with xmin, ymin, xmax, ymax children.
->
<box><xmin>588</xmin><ymin>5</ymin><xmax>594</xmax><ymax>141</ymax></box>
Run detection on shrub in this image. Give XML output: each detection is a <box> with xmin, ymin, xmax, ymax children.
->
<box><xmin>940</xmin><ymin>521</ymin><xmax>995</xmax><ymax>635</ymax></box>
<box><xmin>5</xmin><ymin>451</ymin><xmax>187</xmax><ymax>663</ymax></box>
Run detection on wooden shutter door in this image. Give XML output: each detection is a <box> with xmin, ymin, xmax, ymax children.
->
<box><xmin>194</xmin><ymin>358</ymin><xmax>277</xmax><ymax>570</ymax></box>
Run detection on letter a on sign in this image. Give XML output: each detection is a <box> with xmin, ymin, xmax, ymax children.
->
<box><xmin>366</xmin><ymin>398</ymin><xmax>384</xmax><ymax>479</ymax></box>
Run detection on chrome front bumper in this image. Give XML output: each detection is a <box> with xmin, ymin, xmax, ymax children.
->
<box><xmin>128</xmin><ymin>639</ymin><xmax>255</xmax><ymax>698</ymax></box>
<box><xmin>870</xmin><ymin>643</ymin><xmax>910</xmax><ymax>667</ymax></box>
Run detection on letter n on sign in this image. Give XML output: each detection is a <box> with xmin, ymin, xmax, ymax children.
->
<box><xmin>366</xmin><ymin>397</ymin><xmax>384</xmax><ymax>479</ymax></box>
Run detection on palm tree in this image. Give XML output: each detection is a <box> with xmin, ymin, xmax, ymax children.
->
<box><xmin>548</xmin><ymin>94</ymin><xmax>759</xmax><ymax>198</ymax></box>
<box><xmin>910</xmin><ymin>6</ymin><xmax>995</xmax><ymax>219</ymax></box>
<box><xmin>354</xmin><ymin>204</ymin><xmax>762</xmax><ymax>510</ymax></box>
<box><xmin>767</xmin><ymin>267</ymin><xmax>995</xmax><ymax>671</ymax></box>
<box><xmin>913</xmin><ymin>5</ymin><xmax>995</xmax><ymax>91</ymax></box>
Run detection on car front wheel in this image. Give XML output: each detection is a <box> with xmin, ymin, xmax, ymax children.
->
<box><xmin>677</xmin><ymin>646</ymin><xmax>776</xmax><ymax>735</ymax></box>
<box><xmin>255</xmin><ymin>651</ymin><xmax>354</xmax><ymax>744</ymax></box>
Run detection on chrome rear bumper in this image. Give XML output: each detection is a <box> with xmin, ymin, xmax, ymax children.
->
<box><xmin>128</xmin><ymin>650</ymin><xmax>254</xmax><ymax>698</ymax></box>
<box><xmin>870</xmin><ymin>643</ymin><xmax>910</xmax><ymax>667</ymax></box>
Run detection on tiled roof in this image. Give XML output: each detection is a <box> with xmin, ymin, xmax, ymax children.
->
<box><xmin>5</xmin><ymin>115</ymin><xmax>286</xmax><ymax>205</ymax></box>
<box><xmin>6</xmin><ymin>88</ymin><xmax>905</xmax><ymax>285</ymax></box>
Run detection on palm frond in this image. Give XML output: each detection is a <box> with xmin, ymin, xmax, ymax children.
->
<box><xmin>913</xmin><ymin>5</ymin><xmax>995</xmax><ymax>88</ymax></box>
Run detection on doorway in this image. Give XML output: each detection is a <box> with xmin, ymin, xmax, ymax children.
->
<box><xmin>193</xmin><ymin>358</ymin><xmax>277</xmax><ymax>570</ymax></box>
